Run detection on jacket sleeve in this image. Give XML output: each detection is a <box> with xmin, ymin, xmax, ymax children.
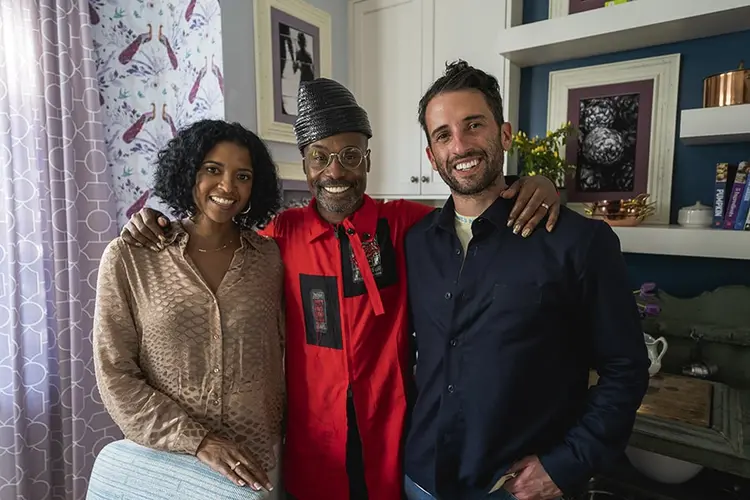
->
<box><xmin>93</xmin><ymin>239</ymin><xmax>209</xmax><ymax>454</ymax></box>
<box><xmin>539</xmin><ymin>222</ymin><xmax>650</xmax><ymax>493</ymax></box>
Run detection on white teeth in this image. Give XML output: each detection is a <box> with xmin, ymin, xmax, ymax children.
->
<box><xmin>210</xmin><ymin>196</ymin><xmax>235</xmax><ymax>206</ymax></box>
<box><xmin>323</xmin><ymin>186</ymin><xmax>351</xmax><ymax>194</ymax></box>
<box><xmin>455</xmin><ymin>159</ymin><xmax>480</xmax><ymax>171</ymax></box>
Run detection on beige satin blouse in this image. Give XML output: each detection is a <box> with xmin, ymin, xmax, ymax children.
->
<box><xmin>93</xmin><ymin>222</ymin><xmax>285</xmax><ymax>470</ymax></box>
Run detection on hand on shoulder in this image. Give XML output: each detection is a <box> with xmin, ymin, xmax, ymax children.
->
<box><xmin>120</xmin><ymin>207</ymin><xmax>170</xmax><ymax>252</ymax></box>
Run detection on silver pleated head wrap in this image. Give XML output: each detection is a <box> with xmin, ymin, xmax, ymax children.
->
<box><xmin>293</xmin><ymin>78</ymin><xmax>373</xmax><ymax>154</ymax></box>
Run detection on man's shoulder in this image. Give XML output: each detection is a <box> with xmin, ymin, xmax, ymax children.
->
<box><xmin>377</xmin><ymin>198</ymin><xmax>437</xmax><ymax>218</ymax></box>
<box><xmin>264</xmin><ymin>206</ymin><xmax>308</xmax><ymax>235</ymax></box>
<box><xmin>557</xmin><ymin>205</ymin><xmax>605</xmax><ymax>232</ymax></box>
<box><xmin>549</xmin><ymin>205</ymin><xmax>617</xmax><ymax>253</ymax></box>
<box><xmin>404</xmin><ymin>205</ymin><xmax>440</xmax><ymax>242</ymax></box>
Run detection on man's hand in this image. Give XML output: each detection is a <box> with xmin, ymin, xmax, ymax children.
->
<box><xmin>196</xmin><ymin>433</ymin><xmax>273</xmax><ymax>491</ymax></box>
<box><xmin>502</xmin><ymin>175</ymin><xmax>560</xmax><ymax>237</ymax></box>
<box><xmin>120</xmin><ymin>207</ymin><xmax>170</xmax><ymax>251</ymax></box>
<box><xmin>504</xmin><ymin>455</ymin><xmax>562</xmax><ymax>500</ymax></box>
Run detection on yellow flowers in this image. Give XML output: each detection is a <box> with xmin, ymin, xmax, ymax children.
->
<box><xmin>508</xmin><ymin>122</ymin><xmax>579</xmax><ymax>187</ymax></box>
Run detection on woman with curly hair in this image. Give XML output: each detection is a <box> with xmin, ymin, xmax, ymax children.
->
<box><xmin>91</xmin><ymin>120</ymin><xmax>284</xmax><ymax>499</ymax></box>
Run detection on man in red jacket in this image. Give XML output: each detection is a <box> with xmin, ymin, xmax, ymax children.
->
<box><xmin>120</xmin><ymin>78</ymin><xmax>561</xmax><ymax>500</ymax></box>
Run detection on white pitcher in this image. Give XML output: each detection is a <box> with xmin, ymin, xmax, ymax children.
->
<box><xmin>644</xmin><ymin>333</ymin><xmax>668</xmax><ymax>377</ymax></box>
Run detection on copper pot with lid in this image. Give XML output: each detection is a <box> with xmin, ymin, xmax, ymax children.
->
<box><xmin>703</xmin><ymin>60</ymin><xmax>750</xmax><ymax>107</ymax></box>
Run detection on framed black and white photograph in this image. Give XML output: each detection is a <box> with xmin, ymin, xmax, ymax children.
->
<box><xmin>254</xmin><ymin>0</ymin><xmax>331</xmax><ymax>144</ymax></box>
<box><xmin>565</xmin><ymin>80</ymin><xmax>654</xmax><ymax>200</ymax></box>
<box><xmin>273</xmin><ymin>10</ymin><xmax>318</xmax><ymax>120</ymax></box>
<box><xmin>547</xmin><ymin>54</ymin><xmax>680</xmax><ymax>224</ymax></box>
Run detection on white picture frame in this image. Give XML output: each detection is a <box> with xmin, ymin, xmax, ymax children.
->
<box><xmin>254</xmin><ymin>0</ymin><xmax>332</xmax><ymax>144</ymax></box>
<box><xmin>277</xmin><ymin>160</ymin><xmax>306</xmax><ymax>181</ymax></box>
<box><xmin>548</xmin><ymin>0</ymin><xmax>569</xmax><ymax>18</ymax></box>
<box><xmin>547</xmin><ymin>54</ymin><xmax>680</xmax><ymax>225</ymax></box>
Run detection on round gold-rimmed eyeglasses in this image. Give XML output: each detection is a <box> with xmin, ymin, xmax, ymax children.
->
<box><xmin>304</xmin><ymin>146</ymin><xmax>370</xmax><ymax>172</ymax></box>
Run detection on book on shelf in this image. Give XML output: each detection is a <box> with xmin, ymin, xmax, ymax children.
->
<box><xmin>734</xmin><ymin>161</ymin><xmax>750</xmax><ymax>231</ymax></box>
<box><xmin>712</xmin><ymin>161</ymin><xmax>750</xmax><ymax>231</ymax></box>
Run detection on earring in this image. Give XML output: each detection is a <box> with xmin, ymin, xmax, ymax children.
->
<box><xmin>233</xmin><ymin>202</ymin><xmax>252</xmax><ymax>224</ymax></box>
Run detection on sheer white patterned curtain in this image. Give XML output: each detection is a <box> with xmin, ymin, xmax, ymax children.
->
<box><xmin>0</xmin><ymin>1</ymin><xmax>121</xmax><ymax>499</ymax></box>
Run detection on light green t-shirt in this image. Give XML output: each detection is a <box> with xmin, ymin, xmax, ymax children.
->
<box><xmin>454</xmin><ymin>212</ymin><xmax>477</xmax><ymax>256</ymax></box>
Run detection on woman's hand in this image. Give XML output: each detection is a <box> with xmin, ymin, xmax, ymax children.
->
<box><xmin>120</xmin><ymin>207</ymin><xmax>170</xmax><ymax>251</ymax></box>
<box><xmin>195</xmin><ymin>434</ymin><xmax>273</xmax><ymax>491</ymax></box>
<box><xmin>502</xmin><ymin>175</ymin><xmax>561</xmax><ymax>237</ymax></box>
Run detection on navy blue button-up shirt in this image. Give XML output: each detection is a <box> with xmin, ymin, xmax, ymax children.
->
<box><xmin>404</xmin><ymin>195</ymin><xmax>650</xmax><ymax>499</ymax></box>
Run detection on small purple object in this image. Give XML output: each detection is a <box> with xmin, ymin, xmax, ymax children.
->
<box><xmin>639</xmin><ymin>282</ymin><xmax>657</xmax><ymax>297</ymax></box>
<box><xmin>643</xmin><ymin>303</ymin><xmax>661</xmax><ymax>316</ymax></box>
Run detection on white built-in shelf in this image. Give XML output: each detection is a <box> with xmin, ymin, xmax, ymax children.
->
<box><xmin>613</xmin><ymin>225</ymin><xmax>750</xmax><ymax>260</ymax></box>
<box><xmin>496</xmin><ymin>0</ymin><xmax>750</xmax><ymax>67</ymax></box>
<box><xmin>680</xmin><ymin>104</ymin><xmax>750</xmax><ymax>145</ymax></box>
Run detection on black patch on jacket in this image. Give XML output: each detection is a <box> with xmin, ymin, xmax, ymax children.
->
<box><xmin>299</xmin><ymin>274</ymin><xmax>343</xmax><ymax>350</ymax></box>
<box><xmin>339</xmin><ymin>218</ymin><xmax>398</xmax><ymax>298</ymax></box>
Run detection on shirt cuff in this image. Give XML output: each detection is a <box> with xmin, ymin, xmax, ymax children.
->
<box><xmin>176</xmin><ymin>422</ymin><xmax>211</xmax><ymax>455</ymax></box>
<box><xmin>539</xmin><ymin>444</ymin><xmax>592</xmax><ymax>494</ymax></box>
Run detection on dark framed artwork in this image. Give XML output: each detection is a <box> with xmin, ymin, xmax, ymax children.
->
<box><xmin>564</xmin><ymin>80</ymin><xmax>654</xmax><ymax>203</ymax></box>
<box><xmin>548</xmin><ymin>0</ymin><xmax>633</xmax><ymax>18</ymax></box>
<box><xmin>546</xmin><ymin>54</ymin><xmax>680</xmax><ymax>224</ymax></box>
<box><xmin>271</xmin><ymin>8</ymin><xmax>320</xmax><ymax>125</ymax></box>
<box><xmin>568</xmin><ymin>0</ymin><xmax>606</xmax><ymax>14</ymax></box>
<box><xmin>254</xmin><ymin>0</ymin><xmax>331</xmax><ymax>144</ymax></box>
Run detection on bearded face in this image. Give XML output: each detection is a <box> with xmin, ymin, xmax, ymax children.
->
<box><xmin>304</xmin><ymin>132</ymin><xmax>370</xmax><ymax>218</ymax></box>
<box><xmin>432</xmin><ymin>134</ymin><xmax>505</xmax><ymax>195</ymax></box>
<box><xmin>423</xmin><ymin>89</ymin><xmax>513</xmax><ymax>197</ymax></box>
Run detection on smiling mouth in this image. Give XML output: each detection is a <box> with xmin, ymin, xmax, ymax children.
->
<box><xmin>209</xmin><ymin>195</ymin><xmax>237</xmax><ymax>207</ymax></box>
<box><xmin>322</xmin><ymin>185</ymin><xmax>352</xmax><ymax>194</ymax></box>
<box><xmin>454</xmin><ymin>158</ymin><xmax>482</xmax><ymax>172</ymax></box>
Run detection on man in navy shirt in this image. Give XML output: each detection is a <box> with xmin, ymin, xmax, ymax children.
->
<box><xmin>403</xmin><ymin>60</ymin><xmax>650</xmax><ymax>500</ymax></box>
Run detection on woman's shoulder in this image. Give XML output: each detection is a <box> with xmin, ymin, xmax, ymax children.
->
<box><xmin>101</xmin><ymin>229</ymin><xmax>171</xmax><ymax>269</ymax></box>
<box><xmin>101</xmin><ymin>236</ymin><xmax>130</xmax><ymax>262</ymax></box>
<box><xmin>242</xmin><ymin>229</ymin><xmax>281</xmax><ymax>255</ymax></box>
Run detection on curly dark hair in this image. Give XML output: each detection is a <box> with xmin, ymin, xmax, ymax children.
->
<box><xmin>418</xmin><ymin>60</ymin><xmax>505</xmax><ymax>145</ymax></box>
<box><xmin>153</xmin><ymin>119</ymin><xmax>282</xmax><ymax>228</ymax></box>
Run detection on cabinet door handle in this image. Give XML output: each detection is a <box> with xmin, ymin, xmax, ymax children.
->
<box><xmin>410</xmin><ymin>176</ymin><xmax>419</xmax><ymax>183</ymax></box>
<box><xmin>420</xmin><ymin>176</ymin><xmax>430</xmax><ymax>183</ymax></box>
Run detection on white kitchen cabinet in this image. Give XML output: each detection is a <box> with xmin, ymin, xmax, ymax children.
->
<box><xmin>349</xmin><ymin>0</ymin><xmax>431</xmax><ymax>198</ymax></box>
<box><xmin>349</xmin><ymin>0</ymin><xmax>511</xmax><ymax>199</ymax></box>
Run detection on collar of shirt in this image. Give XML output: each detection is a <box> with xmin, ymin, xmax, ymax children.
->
<box><xmin>303</xmin><ymin>194</ymin><xmax>379</xmax><ymax>244</ymax></box>
<box><xmin>302</xmin><ymin>195</ymin><xmax>385</xmax><ymax>316</ymax></box>
<box><xmin>429</xmin><ymin>195</ymin><xmax>512</xmax><ymax>234</ymax></box>
<box><xmin>163</xmin><ymin>220</ymin><xmax>265</xmax><ymax>252</ymax></box>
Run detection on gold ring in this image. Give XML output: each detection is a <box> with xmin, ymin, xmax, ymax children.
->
<box><xmin>231</xmin><ymin>461</ymin><xmax>241</xmax><ymax>471</ymax></box>
<box><xmin>541</xmin><ymin>202</ymin><xmax>550</xmax><ymax>210</ymax></box>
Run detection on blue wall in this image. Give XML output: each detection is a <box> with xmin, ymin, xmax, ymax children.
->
<box><xmin>517</xmin><ymin>0</ymin><xmax>750</xmax><ymax>297</ymax></box>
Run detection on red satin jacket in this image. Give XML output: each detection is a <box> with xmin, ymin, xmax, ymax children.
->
<box><xmin>260</xmin><ymin>195</ymin><xmax>432</xmax><ymax>500</ymax></box>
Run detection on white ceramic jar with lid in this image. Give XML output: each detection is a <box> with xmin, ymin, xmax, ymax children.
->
<box><xmin>677</xmin><ymin>201</ymin><xmax>712</xmax><ymax>227</ymax></box>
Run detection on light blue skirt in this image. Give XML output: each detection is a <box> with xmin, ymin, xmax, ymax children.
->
<box><xmin>87</xmin><ymin>440</ymin><xmax>282</xmax><ymax>500</ymax></box>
